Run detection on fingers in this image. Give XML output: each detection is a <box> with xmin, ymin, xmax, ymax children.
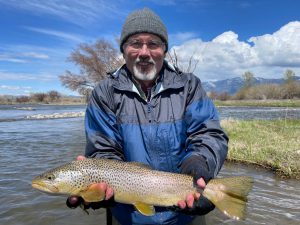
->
<box><xmin>186</xmin><ymin>194</ymin><xmax>194</xmax><ymax>208</ymax></box>
<box><xmin>177</xmin><ymin>200</ymin><xmax>186</xmax><ymax>209</ymax></box>
<box><xmin>197</xmin><ymin>177</ymin><xmax>206</xmax><ymax>189</ymax></box>
<box><xmin>98</xmin><ymin>183</ymin><xmax>113</xmax><ymax>200</ymax></box>
<box><xmin>86</xmin><ymin>182</ymin><xmax>114</xmax><ymax>201</ymax></box>
<box><xmin>105</xmin><ymin>186</ymin><xmax>114</xmax><ymax>200</ymax></box>
<box><xmin>177</xmin><ymin>177</ymin><xmax>207</xmax><ymax>209</ymax></box>
<box><xmin>177</xmin><ymin>194</ymin><xmax>194</xmax><ymax>209</ymax></box>
<box><xmin>77</xmin><ymin>155</ymin><xmax>86</xmax><ymax>160</ymax></box>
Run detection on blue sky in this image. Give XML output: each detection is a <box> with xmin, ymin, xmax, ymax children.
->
<box><xmin>1</xmin><ymin>0</ymin><xmax>300</xmax><ymax>96</ymax></box>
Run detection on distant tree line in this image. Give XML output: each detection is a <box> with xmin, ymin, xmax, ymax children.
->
<box><xmin>0</xmin><ymin>90</ymin><xmax>84</xmax><ymax>104</ymax></box>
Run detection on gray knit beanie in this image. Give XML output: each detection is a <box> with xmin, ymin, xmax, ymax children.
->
<box><xmin>120</xmin><ymin>8</ymin><xmax>168</xmax><ymax>53</ymax></box>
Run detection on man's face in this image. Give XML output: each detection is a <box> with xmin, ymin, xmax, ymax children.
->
<box><xmin>123</xmin><ymin>33</ymin><xmax>166</xmax><ymax>85</ymax></box>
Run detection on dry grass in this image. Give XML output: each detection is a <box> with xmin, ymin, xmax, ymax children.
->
<box><xmin>215</xmin><ymin>99</ymin><xmax>300</xmax><ymax>107</ymax></box>
<box><xmin>221</xmin><ymin>119</ymin><xmax>300</xmax><ymax>179</ymax></box>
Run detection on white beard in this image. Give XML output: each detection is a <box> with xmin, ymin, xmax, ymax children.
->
<box><xmin>133</xmin><ymin>58</ymin><xmax>157</xmax><ymax>81</ymax></box>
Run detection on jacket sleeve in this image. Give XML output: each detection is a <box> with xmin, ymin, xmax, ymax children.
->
<box><xmin>84</xmin><ymin>81</ymin><xmax>124</xmax><ymax>161</ymax></box>
<box><xmin>182</xmin><ymin>75</ymin><xmax>228</xmax><ymax>179</ymax></box>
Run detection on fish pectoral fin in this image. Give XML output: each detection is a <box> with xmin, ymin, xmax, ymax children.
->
<box><xmin>134</xmin><ymin>202</ymin><xmax>155</xmax><ymax>216</ymax></box>
<box><xmin>79</xmin><ymin>184</ymin><xmax>105</xmax><ymax>202</ymax></box>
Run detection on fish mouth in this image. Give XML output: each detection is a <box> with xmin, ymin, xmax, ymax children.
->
<box><xmin>32</xmin><ymin>180</ymin><xmax>59</xmax><ymax>193</ymax></box>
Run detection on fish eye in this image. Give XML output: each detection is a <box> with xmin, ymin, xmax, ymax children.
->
<box><xmin>46</xmin><ymin>174</ymin><xmax>55</xmax><ymax>180</ymax></box>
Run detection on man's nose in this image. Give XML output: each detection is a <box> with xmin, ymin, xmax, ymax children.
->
<box><xmin>138</xmin><ymin>44</ymin><xmax>151</xmax><ymax>57</ymax></box>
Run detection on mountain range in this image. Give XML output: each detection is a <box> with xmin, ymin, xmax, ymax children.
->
<box><xmin>202</xmin><ymin>76</ymin><xmax>300</xmax><ymax>95</ymax></box>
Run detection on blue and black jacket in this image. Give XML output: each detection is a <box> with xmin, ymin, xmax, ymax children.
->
<box><xmin>85</xmin><ymin>61</ymin><xmax>228</xmax><ymax>225</ymax></box>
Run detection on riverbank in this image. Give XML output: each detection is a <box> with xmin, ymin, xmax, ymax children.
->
<box><xmin>2</xmin><ymin>97</ymin><xmax>299</xmax><ymax>107</ymax></box>
<box><xmin>215</xmin><ymin>99</ymin><xmax>300</xmax><ymax>107</ymax></box>
<box><xmin>0</xmin><ymin>95</ymin><xmax>86</xmax><ymax>105</ymax></box>
<box><xmin>221</xmin><ymin>119</ymin><xmax>300</xmax><ymax>179</ymax></box>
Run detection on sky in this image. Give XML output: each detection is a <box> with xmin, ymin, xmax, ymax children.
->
<box><xmin>1</xmin><ymin>0</ymin><xmax>300</xmax><ymax>96</ymax></box>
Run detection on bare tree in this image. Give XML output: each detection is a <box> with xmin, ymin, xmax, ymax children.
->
<box><xmin>242</xmin><ymin>71</ymin><xmax>255</xmax><ymax>89</ymax></box>
<box><xmin>60</xmin><ymin>39</ymin><xmax>124</xmax><ymax>97</ymax></box>
<box><xmin>166</xmin><ymin>49</ymin><xmax>199</xmax><ymax>73</ymax></box>
<box><xmin>218</xmin><ymin>92</ymin><xmax>231</xmax><ymax>101</ymax></box>
<box><xmin>48</xmin><ymin>90</ymin><xmax>61</xmax><ymax>102</ymax></box>
<box><xmin>284</xmin><ymin>69</ymin><xmax>296</xmax><ymax>83</ymax></box>
<box><xmin>16</xmin><ymin>96</ymin><xmax>30</xmax><ymax>103</ymax></box>
<box><xmin>31</xmin><ymin>93</ymin><xmax>47</xmax><ymax>103</ymax></box>
<box><xmin>283</xmin><ymin>69</ymin><xmax>299</xmax><ymax>99</ymax></box>
<box><xmin>208</xmin><ymin>91</ymin><xmax>218</xmax><ymax>101</ymax></box>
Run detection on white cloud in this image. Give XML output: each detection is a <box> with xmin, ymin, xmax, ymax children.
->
<box><xmin>22</xmin><ymin>52</ymin><xmax>49</xmax><ymax>59</ymax></box>
<box><xmin>0</xmin><ymin>71</ymin><xmax>57</xmax><ymax>81</ymax></box>
<box><xmin>170</xmin><ymin>21</ymin><xmax>300</xmax><ymax>80</ymax></box>
<box><xmin>0</xmin><ymin>84</ymin><xmax>33</xmax><ymax>95</ymax></box>
<box><xmin>248</xmin><ymin>21</ymin><xmax>300</xmax><ymax>67</ymax></box>
<box><xmin>1</xmin><ymin>44</ymin><xmax>69</xmax><ymax>59</ymax></box>
<box><xmin>24</xmin><ymin>27</ymin><xmax>85</xmax><ymax>43</ymax></box>
<box><xmin>0</xmin><ymin>44</ymin><xmax>72</xmax><ymax>68</ymax></box>
<box><xmin>0</xmin><ymin>47</ymin><xmax>50</xmax><ymax>63</ymax></box>
<box><xmin>0</xmin><ymin>55</ymin><xmax>27</xmax><ymax>63</ymax></box>
<box><xmin>0</xmin><ymin>85</ymin><xmax>32</xmax><ymax>91</ymax></box>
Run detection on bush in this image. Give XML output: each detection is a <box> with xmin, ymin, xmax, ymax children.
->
<box><xmin>218</xmin><ymin>92</ymin><xmax>231</xmax><ymax>101</ymax></box>
<box><xmin>31</xmin><ymin>93</ymin><xmax>47</xmax><ymax>103</ymax></box>
<box><xmin>233</xmin><ymin>82</ymin><xmax>300</xmax><ymax>100</ymax></box>
<box><xmin>233</xmin><ymin>88</ymin><xmax>247</xmax><ymax>100</ymax></box>
<box><xmin>48</xmin><ymin>90</ymin><xmax>61</xmax><ymax>102</ymax></box>
<box><xmin>16</xmin><ymin>96</ymin><xmax>30</xmax><ymax>103</ymax></box>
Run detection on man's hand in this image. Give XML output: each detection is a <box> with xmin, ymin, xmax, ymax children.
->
<box><xmin>177</xmin><ymin>155</ymin><xmax>215</xmax><ymax>215</ymax></box>
<box><xmin>66</xmin><ymin>155</ymin><xmax>114</xmax><ymax>210</ymax></box>
<box><xmin>177</xmin><ymin>178</ymin><xmax>205</xmax><ymax>209</ymax></box>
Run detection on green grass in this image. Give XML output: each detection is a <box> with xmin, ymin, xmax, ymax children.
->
<box><xmin>215</xmin><ymin>99</ymin><xmax>300</xmax><ymax>107</ymax></box>
<box><xmin>221</xmin><ymin>119</ymin><xmax>300</xmax><ymax>179</ymax></box>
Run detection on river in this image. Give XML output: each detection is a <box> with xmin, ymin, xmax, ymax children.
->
<box><xmin>0</xmin><ymin>104</ymin><xmax>299</xmax><ymax>225</ymax></box>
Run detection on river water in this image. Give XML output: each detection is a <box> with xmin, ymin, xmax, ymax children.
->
<box><xmin>0</xmin><ymin>104</ymin><xmax>299</xmax><ymax>225</ymax></box>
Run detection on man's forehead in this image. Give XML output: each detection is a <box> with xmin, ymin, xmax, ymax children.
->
<box><xmin>128</xmin><ymin>33</ymin><xmax>162</xmax><ymax>41</ymax></box>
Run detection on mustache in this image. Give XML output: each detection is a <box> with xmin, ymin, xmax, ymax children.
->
<box><xmin>135</xmin><ymin>57</ymin><xmax>155</xmax><ymax>65</ymax></box>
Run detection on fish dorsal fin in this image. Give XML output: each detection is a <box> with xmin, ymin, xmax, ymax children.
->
<box><xmin>134</xmin><ymin>202</ymin><xmax>155</xmax><ymax>216</ymax></box>
<box><xmin>129</xmin><ymin>162</ymin><xmax>151</xmax><ymax>169</ymax></box>
<box><xmin>79</xmin><ymin>183</ymin><xmax>106</xmax><ymax>202</ymax></box>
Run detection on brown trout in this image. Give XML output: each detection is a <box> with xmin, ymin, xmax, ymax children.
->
<box><xmin>32</xmin><ymin>158</ymin><xmax>253</xmax><ymax>220</ymax></box>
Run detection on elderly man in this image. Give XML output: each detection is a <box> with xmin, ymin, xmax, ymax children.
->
<box><xmin>68</xmin><ymin>8</ymin><xmax>228</xmax><ymax>225</ymax></box>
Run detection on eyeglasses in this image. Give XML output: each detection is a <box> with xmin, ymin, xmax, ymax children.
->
<box><xmin>124</xmin><ymin>39</ymin><xmax>165</xmax><ymax>51</ymax></box>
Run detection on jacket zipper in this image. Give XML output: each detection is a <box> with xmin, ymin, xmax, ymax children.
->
<box><xmin>146</xmin><ymin>87</ymin><xmax>152</xmax><ymax>123</ymax></box>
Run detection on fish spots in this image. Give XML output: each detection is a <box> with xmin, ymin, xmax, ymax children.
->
<box><xmin>34</xmin><ymin>158</ymin><xmax>195</xmax><ymax>207</ymax></box>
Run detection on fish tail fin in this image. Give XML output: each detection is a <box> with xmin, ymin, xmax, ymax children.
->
<box><xmin>202</xmin><ymin>176</ymin><xmax>253</xmax><ymax>220</ymax></box>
